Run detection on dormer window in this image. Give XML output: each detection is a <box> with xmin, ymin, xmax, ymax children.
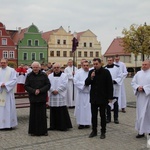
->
<box><xmin>2</xmin><ymin>38</ymin><xmax>7</xmax><ymax>45</ymax></box>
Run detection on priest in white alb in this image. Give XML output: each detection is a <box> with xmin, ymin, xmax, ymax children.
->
<box><xmin>114</xmin><ymin>54</ymin><xmax>128</xmax><ymax>112</ymax></box>
<box><xmin>131</xmin><ymin>60</ymin><xmax>150</xmax><ymax>138</ymax></box>
<box><xmin>0</xmin><ymin>58</ymin><xmax>18</xmax><ymax>130</ymax></box>
<box><xmin>74</xmin><ymin>61</ymin><xmax>91</xmax><ymax>129</ymax></box>
<box><xmin>64</xmin><ymin>59</ymin><xmax>78</xmax><ymax>108</ymax></box>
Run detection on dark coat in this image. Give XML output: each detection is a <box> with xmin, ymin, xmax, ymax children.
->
<box><xmin>24</xmin><ymin>70</ymin><xmax>51</xmax><ymax>103</ymax></box>
<box><xmin>85</xmin><ymin>67</ymin><xmax>113</xmax><ymax>104</ymax></box>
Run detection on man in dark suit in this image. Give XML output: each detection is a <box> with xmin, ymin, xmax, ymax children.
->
<box><xmin>85</xmin><ymin>58</ymin><xmax>113</xmax><ymax>139</ymax></box>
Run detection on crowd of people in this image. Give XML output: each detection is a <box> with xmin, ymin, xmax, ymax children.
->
<box><xmin>0</xmin><ymin>56</ymin><xmax>150</xmax><ymax>140</ymax></box>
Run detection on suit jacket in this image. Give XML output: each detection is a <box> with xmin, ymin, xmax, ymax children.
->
<box><xmin>85</xmin><ymin>67</ymin><xmax>113</xmax><ymax>104</ymax></box>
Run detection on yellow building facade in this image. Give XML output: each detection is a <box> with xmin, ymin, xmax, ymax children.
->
<box><xmin>43</xmin><ymin>26</ymin><xmax>102</xmax><ymax>68</ymax></box>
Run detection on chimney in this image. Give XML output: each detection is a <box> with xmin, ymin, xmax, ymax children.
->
<box><xmin>18</xmin><ymin>27</ymin><xmax>21</xmax><ymax>34</ymax></box>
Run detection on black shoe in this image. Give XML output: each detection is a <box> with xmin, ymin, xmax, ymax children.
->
<box><xmin>78</xmin><ymin>125</ymin><xmax>84</xmax><ymax>129</ymax></box>
<box><xmin>0</xmin><ymin>127</ymin><xmax>13</xmax><ymax>131</ymax></box>
<box><xmin>68</xmin><ymin>106</ymin><xmax>75</xmax><ymax>109</ymax></box>
<box><xmin>89</xmin><ymin>131</ymin><xmax>97</xmax><ymax>138</ymax></box>
<box><xmin>47</xmin><ymin>127</ymin><xmax>55</xmax><ymax>131</ymax></box>
<box><xmin>44</xmin><ymin>133</ymin><xmax>48</xmax><ymax>136</ymax></box>
<box><xmin>149</xmin><ymin>133</ymin><xmax>150</xmax><ymax>135</ymax></box>
<box><xmin>122</xmin><ymin>108</ymin><xmax>126</xmax><ymax>113</ymax></box>
<box><xmin>106</xmin><ymin>119</ymin><xmax>111</xmax><ymax>123</ymax></box>
<box><xmin>84</xmin><ymin>125</ymin><xmax>90</xmax><ymax>128</ymax></box>
<box><xmin>114</xmin><ymin>119</ymin><xmax>119</xmax><ymax>124</ymax></box>
<box><xmin>100</xmin><ymin>133</ymin><xmax>106</xmax><ymax>139</ymax></box>
<box><xmin>136</xmin><ymin>134</ymin><xmax>145</xmax><ymax>138</ymax></box>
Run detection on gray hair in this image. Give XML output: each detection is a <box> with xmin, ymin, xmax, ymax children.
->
<box><xmin>31</xmin><ymin>61</ymin><xmax>41</xmax><ymax>68</ymax></box>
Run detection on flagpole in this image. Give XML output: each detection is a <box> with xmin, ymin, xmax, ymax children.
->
<box><xmin>72</xmin><ymin>51</ymin><xmax>75</xmax><ymax>101</ymax></box>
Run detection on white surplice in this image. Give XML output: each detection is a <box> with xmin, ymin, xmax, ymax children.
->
<box><xmin>131</xmin><ymin>69</ymin><xmax>150</xmax><ymax>134</ymax></box>
<box><xmin>0</xmin><ymin>66</ymin><xmax>18</xmax><ymax>129</ymax></box>
<box><xmin>64</xmin><ymin>66</ymin><xmax>78</xmax><ymax>107</ymax></box>
<box><xmin>105</xmin><ymin>65</ymin><xmax>122</xmax><ymax>97</ymax></box>
<box><xmin>48</xmin><ymin>72</ymin><xmax>68</xmax><ymax>107</ymax></box>
<box><xmin>74</xmin><ymin>69</ymin><xmax>91</xmax><ymax>125</ymax></box>
<box><xmin>114</xmin><ymin>61</ymin><xmax>128</xmax><ymax>109</ymax></box>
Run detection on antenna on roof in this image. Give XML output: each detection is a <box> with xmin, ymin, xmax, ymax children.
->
<box><xmin>68</xmin><ymin>26</ymin><xmax>71</xmax><ymax>33</ymax></box>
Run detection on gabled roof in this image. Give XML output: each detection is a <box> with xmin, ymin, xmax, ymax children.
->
<box><xmin>12</xmin><ymin>28</ymin><xmax>28</xmax><ymax>45</ymax></box>
<box><xmin>76</xmin><ymin>29</ymin><xmax>96</xmax><ymax>40</ymax></box>
<box><xmin>76</xmin><ymin>31</ymin><xmax>86</xmax><ymax>39</ymax></box>
<box><xmin>104</xmin><ymin>37</ymin><xmax>130</xmax><ymax>56</ymax></box>
<box><xmin>42</xmin><ymin>27</ymin><xmax>63</xmax><ymax>41</ymax></box>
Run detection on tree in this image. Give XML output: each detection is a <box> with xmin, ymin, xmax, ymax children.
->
<box><xmin>122</xmin><ymin>23</ymin><xmax>150</xmax><ymax>61</ymax></box>
<box><xmin>8</xmin><ymin>61</ymin><xmax>17</xmax><ymax>69</ymax></box>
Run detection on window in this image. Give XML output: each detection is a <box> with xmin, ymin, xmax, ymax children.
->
<box><xmin>78</xmin><ymin>51</ymin><xmax>81</xmax><ymax>57</ymax></box>
<box><xmin>84</xmin><ymin>42</ymin><xmax>86</xmax><ymax>47</ymax></box>
<box><xmin>63</xmin><ymin>51</ymin><xmax>67</xmax><ymax>57</ymax></box>
<box><xmin>84</xmin><ymin>52</ymin><xmax>87</xmax><ymax>57</ymax></box>
<box><xmin>63</xmin><ymin>40</ymin><xmax>66</xmax><ymax>45</ymax></box>
<box><xmin>39</xmin><ymin>53</ymin><xmax>44</xmax><ymax>60</ymax></box>
<box><xmin>9</xmin><ymin>51</ymin><xmax>14</xmax><ymax>59</ymax></box>
<box><xmin>89</xmin><ymin>43</ymin><xmax>92</xmax><ymax>47</ymax></box>
<box><xmin>57</xmin><ymin>39</ymin><xmax>60</xmax><ymax>44</ymax></box>
<box><xmin>28</xmin><ymin>40</ymin><xmax>32</xmax><ymax>46</ymax></box>
<box><xmin>95</xmin><ymin>52</ymin><xmax>99</xmax><ymax>57</ymax></box>
<box><xmin>2</xmin><ymin>38</ymin><xmax>7</xmax><ymax>45</ymax></box>
<box><xmin>31</xmin><ymin>53</ymin><xmax>36</xmax><ymax>60</ymax></box>
<box><xmin>50</xmin><ymin>51</ymin><xmax>54</xmax><ymax>57</ymax></box>
<box><xmin>3</xmin><ymin>51</ymin><xmax>8</xmax><ymax>58</ymax></box>
<box><xmin>35</xmin><ymin>40</ymin><xmax>39</xmax><ymax>46</ymax></box>
<box><xmin>0</xmin><ymin>30</ymin><xmax>2</xmax><ymax>36</ymax></box>
<box><xmin>90</xmin><ymin>51</ymin><xmax>93</xmax><ymax>57</ymax></box>
<box><xmin>23</xmin><ymin>53</ymin><xmax>28</xmax><ymax>60</ymax></box>
<box><xmin>56</xmin><ymin>51</ymin><xmax>60</xmax><ymax>56</ymax></box>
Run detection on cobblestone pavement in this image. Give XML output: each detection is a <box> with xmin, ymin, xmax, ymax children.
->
<box><xmin>0</xmin><ymin>78</ymin><xmax>149</xmax><ymax>150</ymax></box>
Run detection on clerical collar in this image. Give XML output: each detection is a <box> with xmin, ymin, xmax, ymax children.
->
<box><xmin>54</xmin><ymin>71</ymin><xmax>62</xmax><ymax>77</ymax></box>
<box><xmin>106</xmin><ymin>64</ymin><xmax>114</xmax><ymax>68</ymax></box>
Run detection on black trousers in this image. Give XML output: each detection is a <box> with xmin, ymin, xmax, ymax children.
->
<box><xmin>107</xmin><ymin>98</ymin><xmax>119</xmax><ymax>121</ymax></box>
<box><xmin>91</xmin><ymin>103</ymin><xmax>107</xmax><ymax>134</ymax></box>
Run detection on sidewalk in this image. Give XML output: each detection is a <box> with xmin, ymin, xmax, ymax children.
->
<box><xmin>0</xmin><ymin>78</ymin><xmax>149</xmax><ymax>150</ymax></box>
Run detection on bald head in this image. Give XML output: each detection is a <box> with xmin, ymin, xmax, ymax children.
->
<box><xmin>53</xmin><ymin>63</ymin><xmax>61</xmax><ymax>74</ymax></box>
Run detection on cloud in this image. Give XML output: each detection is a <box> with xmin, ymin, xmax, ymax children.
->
<box><xmin>0</xmin><ymin>0</ymin><xmax>150</xmax><ymax>54</ymax></box>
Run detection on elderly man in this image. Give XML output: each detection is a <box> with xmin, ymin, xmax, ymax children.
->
<box><xmin>48</xmin><ymin>63</ymin><xmax>72</xmax><ymax>131</ymax></box>
<box><xmin>131</xmin><ymin>60</ymin><xmax>150</xmax><ymax>138</ymax></box>
<box><xmin>74</xmin><ymin>61</ymin><xmax>91</xmax><ymax>129</ymax></box>
<box><xmin>25</xmin><ymin>61</ymin><xmax>50</xmax><ymax>136</ymax></box>
<box><xmin>0</xmin><ymin>58</ymin><xmax>17</xmax><ymax>130</ymax></box>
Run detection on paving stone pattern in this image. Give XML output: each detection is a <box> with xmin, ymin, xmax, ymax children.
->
<box><xmin>0</xmin><ymin>78</ymin><xmax>148</xmax><ymax>150</ymax></box>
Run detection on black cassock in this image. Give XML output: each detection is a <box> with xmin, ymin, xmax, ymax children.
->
<box><xmin>24</xmin><ymin>70</ymin><xmax>51</xmax><ymax>136</ymax></box>
<box><xmin>50</xmin><ymin>106</ymin><xmax>72</xmax><ymax>131</ymax></box>
<box><xmin>29</xmin><ymin>102</ymin><xmax>47</xmax><ymax>135</ymax></box>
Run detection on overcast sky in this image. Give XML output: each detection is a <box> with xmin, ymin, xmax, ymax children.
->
<box><xmin>0</xmin><ymin>0</ymin><xmax>150</xmax><ymax>54</ymax></box>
